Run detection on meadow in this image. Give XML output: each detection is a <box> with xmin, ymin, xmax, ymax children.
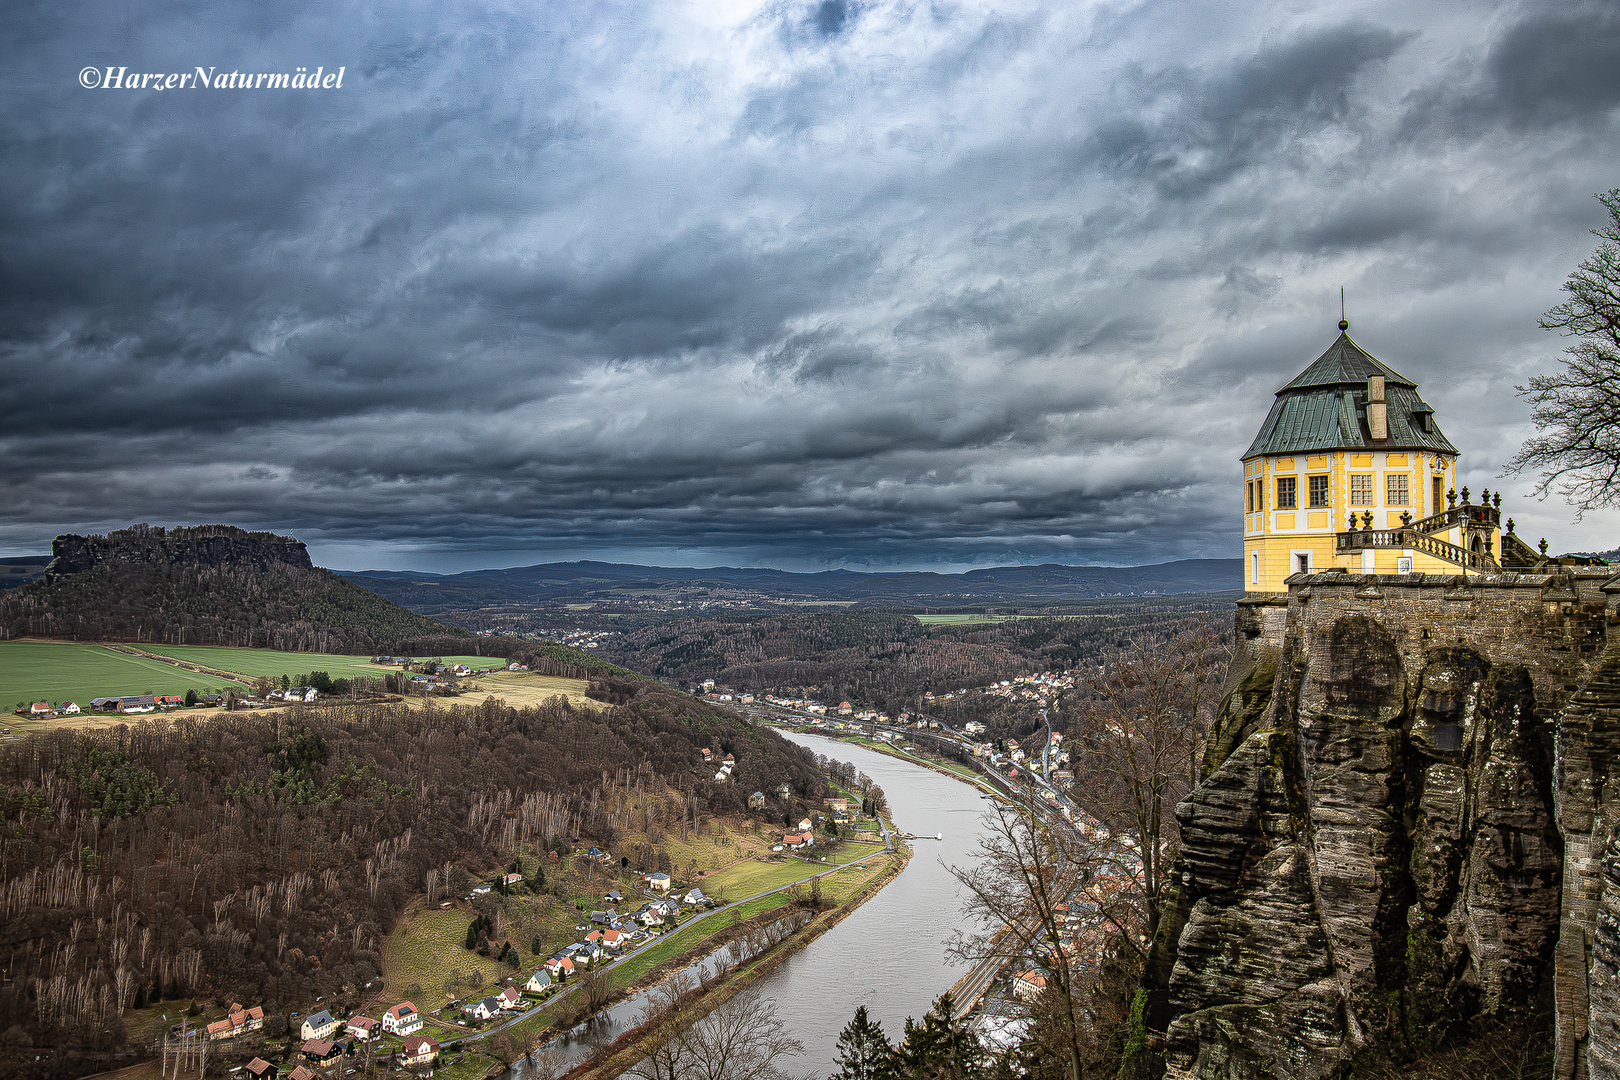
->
<box><xmin>0</xmin><ymin>640</ymin><xmax>239</xmax><ymax>716</ymax></box>
<box><xmin>138</xmin><ymin>644</ymin><xmax>502</xmax><ymax>680</ymax></box>
<box><xmin>911</xmin><ymin>613</ymin><xmax>1028</xmax><ymax>625</ymax></box>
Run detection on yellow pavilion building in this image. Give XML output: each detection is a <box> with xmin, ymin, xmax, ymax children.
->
<box><xmin>1242</xmin><ymin>322</ymin><xmax>1532</xmax><ymax>593</ymax></box>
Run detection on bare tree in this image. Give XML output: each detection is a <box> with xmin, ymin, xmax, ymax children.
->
<box><xmin>1068</xmin><ymin>618</ymin><xmax>1223</xmax><ymax>945</ymax></box>
<box><xmin>949</xmin><ymin>789</ymin><xmax>1093</xmax><ymax>1080</ymax></box>
<box><xmin>1507</xmin><ymin>189</ymin><xmax>1620</xmax><ymax>516</ymax></box>
<box><xmin>627</xmin><ymin>980</ymin><xmax>808</xmax><ymax>1080</ymax></box>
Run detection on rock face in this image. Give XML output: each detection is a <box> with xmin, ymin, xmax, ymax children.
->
<box><xmin>46</xmin><ymin>523</ymin><xmax>312</xmax><ymax>580</ymax></box>
<box><xmin>1147</xmin><ymin>570</ymin><xmax>1620</xmax><ymax>1079</ymax></box>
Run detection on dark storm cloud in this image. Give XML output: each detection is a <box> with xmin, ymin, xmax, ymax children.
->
<box><xmin>3</xmin><ymin>0</ymin><xmax>1620</xmax><ymax>571</ymax></box>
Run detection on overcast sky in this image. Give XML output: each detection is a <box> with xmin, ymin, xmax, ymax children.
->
<box><xmin>4</xmin><ymin>0</ymin><xmax>1619</xmax><ymax>572</ymax></box>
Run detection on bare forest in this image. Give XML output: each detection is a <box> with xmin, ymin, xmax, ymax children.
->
<box><xmin>0</xmin><ymin>685</ymin><xmax>824</xmax><ymax>1079</ymax></box>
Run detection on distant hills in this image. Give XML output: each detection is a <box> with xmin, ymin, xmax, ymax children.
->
<box><xmin>0</xmin><ymin>524</ymin><xmax>462</xmax><ymax>652</ymax></box>
<box><xmin>343</xmin><ymin>558</ymin><xmax>1243</xmax><ymax>614</ymax></box>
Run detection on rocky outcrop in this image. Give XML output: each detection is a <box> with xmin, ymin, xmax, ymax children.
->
<box><xmin>1554</xmin><ymin>640</ymin><xmax>1620</xmax><ymax>1078</ymax></box>
<box><xmin>45</xmin><ymin>523</ymin><xmax>312</xmax><ymax>580</ymax></box>
<box><xmin>1147</xmin><ymin>570</ymin><xmax>1617</xmax><ymax>1080</ymax></box>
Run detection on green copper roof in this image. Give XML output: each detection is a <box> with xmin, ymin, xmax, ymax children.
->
<box><xmin>1279</xmin><ymin>332</ymin><xmax>1414</xmax><ymax>390</ymax></box>
<box><xmin>1244</xmin><ymin>330</ymin><xmax>1458</xmax><ymax>458</ymax></box>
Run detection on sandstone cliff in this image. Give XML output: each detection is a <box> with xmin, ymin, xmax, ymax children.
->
<box><xmin>1139</xmin><ymin>569</ymin><xmax>1620</xmax><ymax>1080</ymax></box>
<box><xmin>44</xmin><ymin>523</ymin><xmax>313</xmax><ymax>579</ymax></box>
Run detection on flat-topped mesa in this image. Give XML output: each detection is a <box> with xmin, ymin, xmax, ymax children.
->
<box><xmin>45</xmin><ymin>523</ymin><xmax>313</xmax><ymax>580</ymax></box>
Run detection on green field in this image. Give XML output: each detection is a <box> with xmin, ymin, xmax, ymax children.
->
<box><xmin>138</xmin><ymin>645</ymin><xmax>504</xmax><ymax>680</ymax></box>
<box><xmin>382</xmin><ymin>907</ymin><xmax>511</xmax><ymax>1005</ymax></box>
<box><xmin>701</xmin><ymin>858</ymin><xmax>829</xmax><ymax>901</ymax></box>
<box><xmin>912</xmin><ymin>614</ymin><xmax>1028</xmax><ymax>625</ymax></box>
<box><xmin>0</xmin><ymin>641</ymin><xmax>241</xmax><ymax>714</ymax></box>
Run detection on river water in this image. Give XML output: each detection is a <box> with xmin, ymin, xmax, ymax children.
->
<box><xmin>517</xmin><ymin>733</ymin><xmax>993</xmax><ymax>1077</ymax></box>
<box><xmin>740</xmin><ymin>732</ymin><xmax>993</xmax><ymax>1073</ymax></box>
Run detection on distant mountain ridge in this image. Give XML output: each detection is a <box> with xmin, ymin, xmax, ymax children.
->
<box><xmin>343</xmin><ymin>557</ymin><xmax>1243</xmax><ymax>612</ymax></box>
<box><xmin>0</xmin><ymin>524</ymin><xmax>463</xmax><ymax>652</ymax></box>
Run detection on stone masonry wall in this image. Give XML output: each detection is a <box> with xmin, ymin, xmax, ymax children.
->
<box><xmin>1144</xmin><ymin>567</ymin><xmax>1620</xmax><ymax>1080</ymax></box>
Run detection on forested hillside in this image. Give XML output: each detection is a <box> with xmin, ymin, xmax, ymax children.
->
<box><xmin>597</xmin><ymin>600</ymin><xmax>1229</xmax><ymax>717</ymax></box>
<box><xmin>0</xmin><ymin>525</ymin><xmax>459</xmax><ymax>653</ymax></box>
<box><xmin>0</xmin><ymin>687</ymin><xmax>823</xmax><ymax>1079</ymax></box>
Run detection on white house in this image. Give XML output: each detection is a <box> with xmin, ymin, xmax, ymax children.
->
<box><xmin>400</xmin><ymin>1035</ymin><xmax>439</xmax><ymax>1066</ymax></box>
<box><xmin>346</xmin><ymin>1016</ymin><xmax>380</xmax><ymax>1041</ymax></box>
<box><xmin>465</xmin><ymin>996</ymin><xmax>503</xmax><ymax>1022</ymax></box>
<box><xmin>499</xmin><ymin>987</ymin><xmax>524</xmax><ymax>1010</ymax></box>
<box><xmin>299</xmin><ymin>1010</ymin><xmax>339</xmax><ymax>1041</ymax></box>
<box><xmin>382</xmin><ymin>1001</ymin><xmax>422</xmax><ymax>1036</ymax></box>
<box><xmin>647</xmin><ymin>872</ymin><xmax>671</xmax><ymax>893</ymax></box>
<box><xmin>526</xmin><ymin>970</ymin><xmax>554</xmax><ymax>993</ymax></box>
<box><xmin>1013</xmin><ymin>969</ymin><xmax>1048</xmax><ymax>1002</ymax></box>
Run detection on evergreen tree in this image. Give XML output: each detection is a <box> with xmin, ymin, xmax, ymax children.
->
<box><xmin>890</xmin><ymin>995</ymin><xmax>981</xmax><ymax>1080</ymax></box>
<box><xmin>833</xmin><ymin>1005</ymin><xmax>893</xmax><ymax>1080</ymax></box>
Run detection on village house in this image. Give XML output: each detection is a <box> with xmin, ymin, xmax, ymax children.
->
<box><xmin>500</xmin><ymin>872</ymin><xmax>523</xmax><ymax>888</ymax></box>
<box><xmin>682</xmin><ymin>888</ymin><xmax>706</xmax><ymax>906</ymax></box>
<box><xmin>499</xmin><ymin>986</ymin><xmax>523</xmax><ymax>1010</ymax></box>
<box><xmin>346</xmin><ymin>1016</ymin><xmax>380</xmax><ymax>1041</ymax></box>
<box><xmin>646</xmin><ymin>872</ymin><xmax>671</xmax><ymax>893</ymax></box>
<box><xmin>464</xmin><ymin>996</ymin><xmax>503</xmax><ymax>1022</ymax></box>
<box><xmin>601</xmin><ymin>928</ymin><xmax>625</xmax><ymax>950</ymax></box>
<box><xmin>400</xmin><ymin>1035</ymin><xmax>439</xmax><ymax>1067</ymax></box>
<box><xmin>244</xmin><ymin>1058</ymin><xmax>276</xmax><ymax>1080</ymax></box>
<box><xmin>206</xmin><ymin>1003</ymin><xmax>265</xmax><ymax>1041</ymax></box>
<box><xmin>382</xmin><ymin>1001</ymin><xmax>422</xmax><ymax>1036</ymax></box>
<box><xmin>543</xmin><ymin>955</ymin><xmax>574</xmax><ymax>978</ymax></box>
<box><xmin>526</xmin><ymin>970</ymin><xmax>554</xmax><ymax>993</ymax></box>
<box><xmin>288</xmin><ymin>1067</ymin><xmax>317</xmax><ymax>1080</ymax></box>
<box><xmin>300</xmin><ymin>1038</ymin><xmax>342</xmax><ymax>1065</ymax></box>
<box><xmin>1013</xmin><ymin>969</ymin><xmax>1048</xmax><ymax>1002</ymax></box>
<box><xmin>235</xmin><ymin>1004</ymin><xmax>264</xmax><ymax>1034</ymax></box>
<box><xmin>299</xmin><ymin>1010</ymin><xmax>339</xmax><ymax>1041</ymax></box>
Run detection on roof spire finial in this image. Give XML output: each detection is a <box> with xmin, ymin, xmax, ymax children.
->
<box><xmin>1339</xmin><ymin>287</ymin><xmax>1348</xmax><ymax>332</ymax></box>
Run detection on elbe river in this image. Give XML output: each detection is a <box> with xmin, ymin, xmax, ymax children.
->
<box><xmin>736</xmin><ymin>732</ymin><xmax>995</xmax><ymax>1073</ymax></box>
<box><xmin>522</xmin><ymin>733</ymin><xmax>996</xmax><ymax>1077</ymax></box>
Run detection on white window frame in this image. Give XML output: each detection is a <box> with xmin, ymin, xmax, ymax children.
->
<box><xmin>1251</xmin><ymin>552</ymin><xmax>1260</xmax><ymax>584</ymax></box>
<box><xmin>1387</xmin><ymin>473</ymin><xmax>1411</xmax><ymax>507</ymax></box>
<box><xmin>1291</xmin><ymin>550</ymin><xmax>1312</xmax><ymax>576</ymax></box>
<box><xmin>1349</xmin><ymin>473</ymin><xmax>1375</xmax><ymax>507</ymax></box>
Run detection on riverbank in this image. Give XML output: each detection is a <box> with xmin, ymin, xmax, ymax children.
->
<box><xmin>558</xmin><ymin>847</ymin><xmax>912</xmax><ymax>1080</ymax></box>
